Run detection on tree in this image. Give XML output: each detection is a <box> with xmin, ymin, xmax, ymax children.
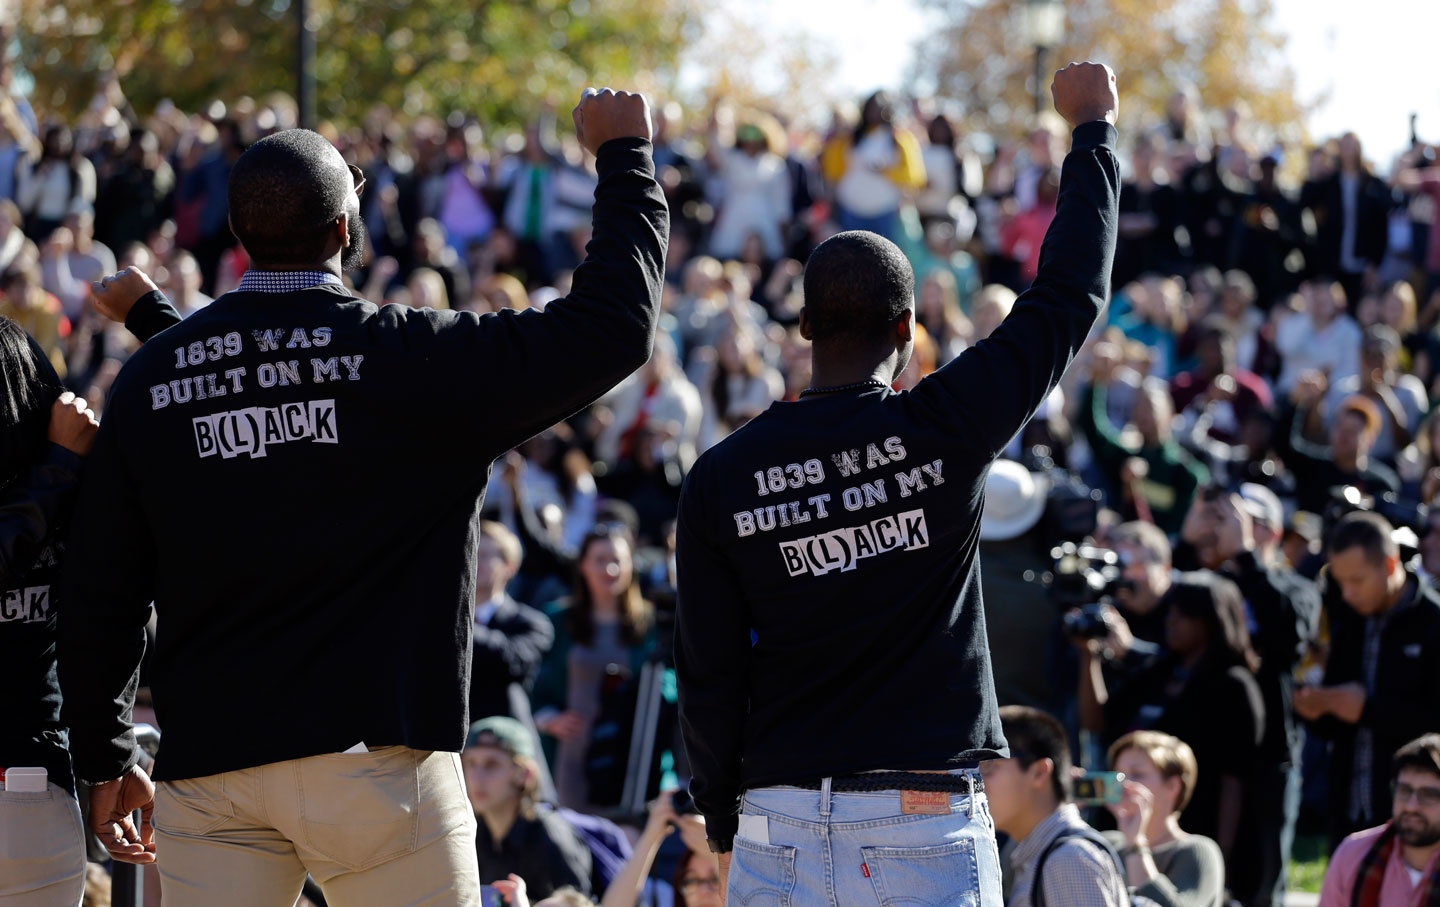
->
<box><xmin>18</xmin><ymin>0</ymin><xmax>700</xmax><ymax>127</ymax></box>
<box><xmin>913</xmin><ymin>0</ymin><xmax>1310</xmax><ymax>146</ymax></box>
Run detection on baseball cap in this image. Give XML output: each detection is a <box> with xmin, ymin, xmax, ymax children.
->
<box><xmin>465</xmin><ymin>717</ymin><xmax>535</xmax><ymax>760</ymax></box>
<box><xmin>1238</xmin><ymin>483</ymin><xmax>1283</xmax><ymax>530</ymax></box>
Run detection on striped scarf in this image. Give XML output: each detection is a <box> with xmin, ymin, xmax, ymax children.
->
<box><xmin>1352</xmin><ymin>821</ymin><xmax>1440</xmax><ymax>907</ymax></box>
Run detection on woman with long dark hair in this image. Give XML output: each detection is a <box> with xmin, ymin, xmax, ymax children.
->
<box><xmin>532</xmin><ymin>525</ymin><xmax>655</xmax><ymax>811</ymax></box>
<box><xmin>0</xmin><ymin>315</ymin><xmax>100</xmax><ymax>904</ymax></box>
<box><xmin>1080</xmin><ymin>570</ymin><xmax>1265</xmax><ymax>889</ymax></box>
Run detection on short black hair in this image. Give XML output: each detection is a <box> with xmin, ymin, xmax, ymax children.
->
<box><xmin>802</xmin><ymin>231</ymin><xmax>913</xmax><ymax>343</ymax></box>
<box><xmin>227</xmin><ymin>129</ymin><xmax>349</xmax><ymax>267</ymax></box>
<box><xmin>1393</xmin><ymin>733</ymin><xmax>1440</xmax><ymax>781</ymax></box>
<box><xmin>998</xmin><ymin>705</ymin><xmax>1072</xmax><ymax>803</ymax></box>
<box><xmin>1329</xmin><ymin>511</ymin><xmax>1398</xmax><ymax>566</ymax></box>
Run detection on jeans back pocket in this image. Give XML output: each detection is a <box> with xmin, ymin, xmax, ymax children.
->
<box><xmin>728</xmin><ymin>835</ymin><xmax>798</xmax><ymax>907</ymax></box>
<box><xmin>860</xmin><ymin>837</ymin><xmax>980</xmax><ymax>907</ymax></box>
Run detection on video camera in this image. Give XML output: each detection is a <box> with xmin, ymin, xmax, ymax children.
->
<box><xmin>1047</xmin><ymin>542</ymin><xmax>1135</xmax><ymax>640</ymax></box>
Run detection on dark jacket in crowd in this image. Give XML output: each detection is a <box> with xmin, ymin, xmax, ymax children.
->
<box><xmin>475</xmin><ymin>807</ymin><xmax>593</xmax><ymax>899</ymax></box>
<box><xmin>674</xmin><ymin>121</ymin><xmax>1120</xmax><ymax>848</ymax></box>
<box><xmin>1311</xmin><ymin>572</ymin><xmax>1440</xmax><ymax>837</ymax></box>
<box><xmin>56</xmin><ymin>137</ymin><xmax>667</xmax><ymax>785</ymax></box>
<box><xmin>469</xmin><ymin>596</ymin><xmax>554</xmax><ymax>725</ymax></box>
<box><xmin>1305</xmin><ymin>170</ymin><xmax>1390</xmax><ymax>277</ymax></box>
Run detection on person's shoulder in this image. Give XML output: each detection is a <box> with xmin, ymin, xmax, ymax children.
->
<box><xmin>1332</xmin><ymin>824</ymin><xmax>1387</xmax><ymax>865</ymax></box>
<box><xmin>1175</xmin><ymin>832</ymin><xmax>1224</xmax><ymax>864</ymax></box>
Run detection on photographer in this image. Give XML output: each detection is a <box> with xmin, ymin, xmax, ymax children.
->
<box><xmin>1080</xmin><ymin>572</ymin><xmax>1265</xmax><ymax>877</ymax></box>
<box><xmin>1176</xmin><ymin>484</ymin><xmax>1320</xmax><ymax>907</ymax></box>
<box><xmin>1293</xmin><ymin>512</ymin><xmax>1440</xmax><ymax>847</ymax></box>
<box><xmin>1104</xmin><ymin>731</ymin><xmax>1226</xmax><ymax>907</ymax></box>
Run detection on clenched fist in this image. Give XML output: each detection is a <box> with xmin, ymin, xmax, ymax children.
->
<box><xmin>91</xmin><ymin>266</ymin><xmax>162</xmax><ymax>324</ymax></box>
<box><xmin>1051</xmin><ymin>62</ymin><xmax>1119</xmax><ymax>129</ymax></box>
<box><xmin>572</xmin><ymin>88</ymin><xmax>652</xmax><ymax>157</ymax></box>
<box><xmin>47</xmin><ymin>392</ymin><xmax>99</xmax><ymax>456</ymax></box>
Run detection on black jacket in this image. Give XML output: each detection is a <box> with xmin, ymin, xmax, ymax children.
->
<box><xmin>2</xmin><ymin>295</ymin><xmax>181</xmax><ymax>796</ymax></box>
<box><xmin>674</xmin><ymin>122</ymin><xmax>1120</xmax><ymax>848</ymax></box>
<box><xmin>1312</xmin><ymin>573</ymin><xmax>1440</xmax><ymax>827</ymax></box>
<box><xmin>469</xmin><ymin>596</ymin><xmax>554</xmax><ymax>724</ymax></box>
<box><xmin>475</xmin><ymin>807</ymin><xmax>593</xmax><ymax>899</ymax></box>
<box><xmin>58</xmin><ymin>138</ymin><xmax>667</xmax><ymax>785</ymax></box>
<box><xmin>1305</xmin><ymin>170</ymin><xmax>1390</xmax><ymax>274</ymax></box>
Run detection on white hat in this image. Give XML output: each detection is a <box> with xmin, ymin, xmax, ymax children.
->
<box><xmin>1238</xmin><ymin>483</ymin><xmax>1283</xmax><ymax>530</ymax></box>
<box><xmin>980</xmin><ymin>459</ymin><xmax>1049</xmax><ymax>541</ymax></box>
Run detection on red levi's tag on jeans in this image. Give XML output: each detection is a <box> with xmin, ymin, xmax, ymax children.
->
<box><xmin>900</xmin><ymin>790</ymin><xmax>951</xmax><ymax>815</ymax></box>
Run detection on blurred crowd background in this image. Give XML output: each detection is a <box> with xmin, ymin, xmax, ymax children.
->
<box><xmin>8</xmin><ymin>1</ymin><xmax>1440</xmax><ymax>905</ymax></box>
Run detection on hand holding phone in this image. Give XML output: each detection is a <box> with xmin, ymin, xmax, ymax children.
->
<box><xmin>1072</xmin><ymin>771</ymin><xmax>1126</xmax><ymax>806</ymax></box>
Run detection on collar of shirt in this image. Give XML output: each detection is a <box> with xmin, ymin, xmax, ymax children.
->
<box><xmin>236</xmin><ymin>270</ymin><xmax>344</xmax><ymax>294</ymax></box>
<box><xmin>1011</xmin><ymin>802</ymin><xmax>1088</xmax><ymax>871</ymax></box>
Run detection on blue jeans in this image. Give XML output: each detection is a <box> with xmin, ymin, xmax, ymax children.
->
<box><xmin>729</xmin><ymin>774</ymin><xmax>1004</xmax><ymax>906</ymax></box>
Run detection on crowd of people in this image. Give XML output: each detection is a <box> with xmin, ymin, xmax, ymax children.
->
<box><xmin>4</xmin><ymin>52</ymin><xmax>1440</xmax><ymax>907</ymax></box>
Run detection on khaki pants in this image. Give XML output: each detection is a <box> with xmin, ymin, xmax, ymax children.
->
<box><xmin>152</xmin><ymin>747</ymin><xmax>479</xmax><ymax>907</ymax></box>
<box><xmin>0</xmin><ymin>781</ymin><xmax>86</xmax><ymax>906</ymax></box>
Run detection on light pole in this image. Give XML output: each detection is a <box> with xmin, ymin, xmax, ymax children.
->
<box><xmin>1024</xmin><ymin>0</ymin><xmax>1066</xmax><ymax>116</ymax></box>
<box><xmin>297</xmin><ymin>0</ymin><xmax>316</xmax><ymax>129</ymax></box>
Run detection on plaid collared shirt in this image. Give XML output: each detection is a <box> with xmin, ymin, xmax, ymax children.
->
<box><xmin>1010</xmin><ymin>804</ymin><xmax>1130</xmax><ymax>907</ymax></box>
<box><xmin>235</xmin><ymin>270</ymin><xmax>344</xmax><ymax>294</ymax></box>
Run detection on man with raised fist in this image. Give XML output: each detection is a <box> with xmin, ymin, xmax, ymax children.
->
<box><xmin>674</xmin><ymin>62</ymin><xmax>1120</xmax><ymax>904</ymax></box>
<box><xmin>58</xmin><ymin>87</ymin><xmax>666</xmax><ymax>906</ymax></box>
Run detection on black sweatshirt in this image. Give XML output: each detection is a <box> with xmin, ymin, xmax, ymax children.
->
<box><xmin>674</xmin><ymin>122</ymin><xmax>1119</xmax><ymax>847</ymax></box>
<box><xmin>58</xmin><ymin>138</ymin><xmax>667</xmax><ymax>784</ymax></box>
<box><xmin>3</xmin><ymin>294</ymin><xmax>181</xmax><ymax>796</ymax></box>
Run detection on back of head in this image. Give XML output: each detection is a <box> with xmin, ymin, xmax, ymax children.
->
<box><xmin>998</xmin><ymin>704</ymin><xmax>1072</xmax><ymax>804</ymax></box>
<box><xmin>802</xmin><ymin>231</ymin><xmax>913</xmax><ymax>345</ymax></box>
<box><xmin>1163</xmin><ymin>570</ymin><xmax>1257</xmax><ymax>671</ymax></box>
<box><xmin>0</xmin><ymin>316</ymin><xmax>62</xmax><ymax>485</ymax></box>
<box><xmin>228</xmin><ymin>129</ymin><xmax>349</xmax><ymax>267</ymax></box>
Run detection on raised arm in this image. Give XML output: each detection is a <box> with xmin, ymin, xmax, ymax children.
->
<box><xmin>425</xmin><ymin>89</ymin><xmax>670</xmax><ymax>457</ymax></box>
<box><xmin>911</xmin><ymin>63</ymin><xmax>1121</xmax><ymax>456</ymax></box>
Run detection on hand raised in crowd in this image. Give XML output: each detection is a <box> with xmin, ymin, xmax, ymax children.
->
<box><xmin>1108</xmin><ymin>779</ymin><xmax>1156</xmax><ymax>849</ymax></box>
<box><xmin>490</xmin><ymin>873</ymin><xmax>531</xmax><ymax>907</ymax></box>
<box><xmin>47</xmin><ymin>392</ymin><xmax>99</xmax><ymax>457</ymax></box>
<box><xmin>539</xmin><ymin>710</ymin><xmax>586</xmax><ymax>742</ymax></box>
<box><xmin>1289</xmin><ymin>370</ymin><xmax>1328</xmax><ymax>410</ymax></box>
<box><xmin>91</xmin><ymin>266</ymin><xmax>162</xmax><ymax>324</ymax></box>
<box><xmin>1050</xmin><ymin>61</ymin><xmax>1119</xmax><ymax>129</ymax></box>
<box><xmin>572</xmin><ymin>87</ymin><xmax>652</xmax><ymax>158</ymax></box>
<box><xmin>1212</xmin><ymin>493</ymin><xmax>1255</xmax><ymax>561</ymax></box>
<box><xmin>88</xmin><ymin>763</ymin><xmax>157</xmax><ymax>865</ymax></box>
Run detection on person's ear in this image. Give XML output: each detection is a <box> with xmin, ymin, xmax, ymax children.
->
<box><xmin>1028</xmin><ymin>756</ymin><xmax>1054</xmax><ymax>791</ymax></box>
<box><xmin>336</xmin><ymin>212</ymin><xmax>350</xmax><ymax>249</ymax></box>
<box><xmin>798</xmin><ymin>306</ymin><xmax>813</xmax><ymax>341</ymax></box>
<box><xmin>897</xmin><ymin>308</ymin><xmax>915</xmax><ymax>344</ymax></box>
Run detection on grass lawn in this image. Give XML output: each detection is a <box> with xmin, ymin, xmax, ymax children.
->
<box><xmin>1288</xmin><ymin>834</ymin><xmax>1330</xmax><ymax>893</ymax></box>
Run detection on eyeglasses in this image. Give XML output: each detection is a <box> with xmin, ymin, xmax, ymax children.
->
<box><xmin>679</xmin><ymin>876</ymin><xmax>721</xmax><ymax>893</ymax></box>
<box><xmin>348</xmin><ymin>163</ymin><xmax>366</xmax><ymax>199</ymax></box>
<box><xmin>1393</xmin><ymin>781</ymin><xmax>1440</xmax><ymax>808</ymax></box>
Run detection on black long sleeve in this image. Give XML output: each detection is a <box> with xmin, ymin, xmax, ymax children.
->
<box><xmin>58</xmin><ymin>138</ymin><xmax>667</xmax><ymax>785</ymax></box>
<box><xmin>0</xmin><ymin>445</ymin><xmax>82</xmax><ymax>589</ymax></box>
<box><xmin>675</xmin><ymin>122</ymin><xmax>1119</xmax><ymax>849</ymax></box>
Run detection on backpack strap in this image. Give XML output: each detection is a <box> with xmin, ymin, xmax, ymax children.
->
<box><xmin>1031</xmin><ymin>825</ymin><xmax>1128</xmax><ymax>907</ymax></box>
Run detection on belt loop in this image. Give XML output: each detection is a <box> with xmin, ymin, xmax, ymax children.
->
<box><xmin>821</xmin><ymin>776</ymin><xmax>833</xmax><ymax>819</ymax></box>
<box><xmin>967</xmin><ymin>772</ymin><xmax>977</xmax><ymax>819</ymax></box>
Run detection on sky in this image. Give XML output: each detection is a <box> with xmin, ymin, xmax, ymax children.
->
<box><xmin>704</xmin><ymin>0</ymin><xmax>1440</xmax><ymax>168</ymax></box>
